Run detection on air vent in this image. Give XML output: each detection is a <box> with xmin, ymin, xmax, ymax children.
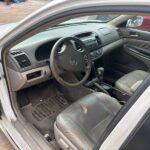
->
<box><xmin>75</xmin><ymin>32</ymin><xmax>92</xmax><ymax>39</ymax></box>
<box><xmin>117</xmin><ymin>29</ymin><xmax>123</xmax><ymax>38</ymax></box>
<box><xmin>95</xmin><ymin>35</ymin><xmax>102</xmax><ymax>48</ymax></box>
<box><xmin>15</xmin><ymin>54</ymin><xmax>31</xmax><ymax>68</ymax></box>
<box><xmin>10</xmin><ymin>51</ymin><xmax>23</xmax><ymax>55</ymax></box>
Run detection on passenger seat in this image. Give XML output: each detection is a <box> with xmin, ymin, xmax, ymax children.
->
<box><xmin>115</xmin><ymin>70</ymin><xmax>149</xmax><ymax>96</ymax></box>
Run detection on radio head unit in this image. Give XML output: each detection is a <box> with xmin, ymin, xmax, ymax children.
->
<box><xmin>74</xmin><ymin>32</ymin><xmax>103</xmax><ymax>60</ymax></box>
<box><xmin>75</xmin><ymin>32</ymin><xmax>102</xmax><ymax>52</ymax></box>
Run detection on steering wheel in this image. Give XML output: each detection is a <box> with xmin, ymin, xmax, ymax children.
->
<box><xmin>50</xmin><ymin>37</ymin><xmax>92</xmax><ymax>87</ymax></box>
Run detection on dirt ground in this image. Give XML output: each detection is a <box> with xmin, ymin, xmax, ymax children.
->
<box><xmin>0</xmin><ymin>1</ymin><xmax>48</xmax><ymax>149</ymax></box>
<box><xmin>0</xmin><ymin>0</ymin><xmax>48</xmax><ymax>24</ymax></box>
<box><xmin>0</xmin><ymin>129</ymin><xmax>14</xmax><ymax>150</ymax></box>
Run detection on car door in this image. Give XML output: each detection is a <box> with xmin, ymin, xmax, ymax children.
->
<box><xmin>98</xmin><ymin>76</ymin><xmax>150</xmax><ymax>150</ymax></box>
<box><xmin>1</xmin><ymin>1</ymin><xmax>150</xmax><ymax>150</ymax></box>
<box><xmin>108</xmin><ymin>16</ymin><xmax>150</xmax><ymax>76</ymax></box>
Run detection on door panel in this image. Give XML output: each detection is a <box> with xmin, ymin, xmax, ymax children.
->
<box><xmin>109</xmin><ymin>28</ymin><xmax>150</xmax><ymax>75</ymax></box>
<box><xmin>110</xmin><ymin>48</ymin><xmax>147</xmax><ymax>74</ymax></box>
<box><xmin>121</xmin><ymin>109</ymin><xmax>150</xmax><ymax>150</ymax></box>
<box><xmin>120</xmin><ymin>28</ymin><xmax>150</xmax><ymax>41</ymax></box>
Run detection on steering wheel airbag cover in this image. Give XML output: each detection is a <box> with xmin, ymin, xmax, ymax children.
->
<box><xmin>50</xmin><ymin>37</ymin><xmax>92</xmax><ymax>87</ymax></box>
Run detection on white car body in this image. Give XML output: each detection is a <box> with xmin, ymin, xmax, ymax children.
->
<box><xmin>0</xmin><ymin>0</ymin><xmax>150</xmax><ymax>150</ymax></box>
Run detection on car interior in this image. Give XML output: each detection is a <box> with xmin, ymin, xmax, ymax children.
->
<box><xmin>5</xmin><ymin>14</ymin><xmax>150</xmax><ymax>149</ymax></box>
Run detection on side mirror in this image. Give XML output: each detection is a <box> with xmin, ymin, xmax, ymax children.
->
<box><xmin>126</xmin><ymin>16</ymin><xmax>143</xmax><ymax>28</ymax></box>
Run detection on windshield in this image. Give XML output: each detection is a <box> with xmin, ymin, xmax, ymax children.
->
<box><xmin>61</xmin><ymin>14</ymin><xmax>118</xmax><ymax>25</ymax></box>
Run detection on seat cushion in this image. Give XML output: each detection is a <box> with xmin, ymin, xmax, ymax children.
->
<box><xmin>115</xmin><ymin>70</ymin><xmax>149</xmax><ymax>96</ymax></box>
<box><xmin>54</xmin><ymin>92</ymin><xmax>121</xmax><ymax>150</ymax></box>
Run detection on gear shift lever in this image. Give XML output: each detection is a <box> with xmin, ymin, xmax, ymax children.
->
<box><xmin>97</xmin><ymin>67</ymin><xmax>104</xmax><ymax>83</ymax></box>
<box><xmin>95</xmin><ymin>67</ymin><xmax>109</xmax><ymax>95</ymax></box>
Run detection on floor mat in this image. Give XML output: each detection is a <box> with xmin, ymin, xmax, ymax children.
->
<box><xmin>31</xmin><ymin>94</ymin><xmax>68</xmax><ymax>122</ymax></box>
<box><xmin>21</xmin><ymin>82</ymin><xmax>69</xmax><ymax>140</ymax></box>
<box><xmin>19</xmin><ymin>79</ymin><xmax>91</xmax><ymax>140</ymax></box>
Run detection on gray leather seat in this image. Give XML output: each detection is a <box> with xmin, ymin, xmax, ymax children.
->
<box><xmin>115</xmin><ymin>70</ymin><xmax>149</xmax><ymax>96</ymax></box>
<box><xmin>54</xmin><ymin>92</ymin><xmax>121</xmax><ymax>150</ymax></box>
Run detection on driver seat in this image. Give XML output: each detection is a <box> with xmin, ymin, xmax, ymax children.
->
<box><xmin>54</xmin><ymin>92</ymin><xmax>121</xmax><ymax>150</ymax></box>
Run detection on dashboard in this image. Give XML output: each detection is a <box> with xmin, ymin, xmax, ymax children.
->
<box><xmin>7</xmin><ymin>23</ymin><xmax>123</xmax><ymax>91</ymax></box>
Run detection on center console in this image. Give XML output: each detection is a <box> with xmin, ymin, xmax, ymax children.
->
<box><xmin>74</xmin><ymin>32</ymin><xmax>103</xmax><ymax>60</ymax></box>
<box><xmin>85</xmin><ymin>67</ymin><xmax>130</xmax><ymax>103</ymax></box>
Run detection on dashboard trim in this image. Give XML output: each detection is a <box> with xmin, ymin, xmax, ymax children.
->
<box><xmin>8</xmin><ymin>66</ymin><xmax>51</xmax><ymax>91</ymax></box>
<box><xmin>102</xmin><ymin>39</ymin><xmax>123</xmax><ymax>56</ymax></box>
<box><xmin>7</xmin><ymin>23</ymin><xmax>122</xmax><ymax>91</ymax></box>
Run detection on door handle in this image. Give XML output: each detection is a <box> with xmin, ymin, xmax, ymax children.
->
<box><xmin>129</xmin><ymin>32</ymin><xmax>139</xmax><ymax>38</ymax></box>
<box><xmin>130</xmin><ymin>34</ymin><xmax>139</xmax><ymax>37</ymax></box>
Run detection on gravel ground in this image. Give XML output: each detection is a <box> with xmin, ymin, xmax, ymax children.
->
<box><xmin>0</xmin><ymin>1</ymin><xmax>48</xmax><ymax>149</ymax></box>
<box><xmin>0</xmin><ymin>0</ymin><xmax>48</xmax><ymax>24</ymax></box>
<box><xmin>0</xmin><ymin>129</ymin><xmax>14</xmax><ymax>150</ymax></box>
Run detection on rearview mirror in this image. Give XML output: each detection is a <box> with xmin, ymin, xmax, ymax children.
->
<box><xmin>126</xmin><ymin>16</ymin><xmax>143</xmax><ymax>28</ymax></box>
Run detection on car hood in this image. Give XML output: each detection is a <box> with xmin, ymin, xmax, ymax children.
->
<box><xmin>0</xmin><ymin>23</ymin><xmax>18</xmax><ymax>40</ymax></box>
